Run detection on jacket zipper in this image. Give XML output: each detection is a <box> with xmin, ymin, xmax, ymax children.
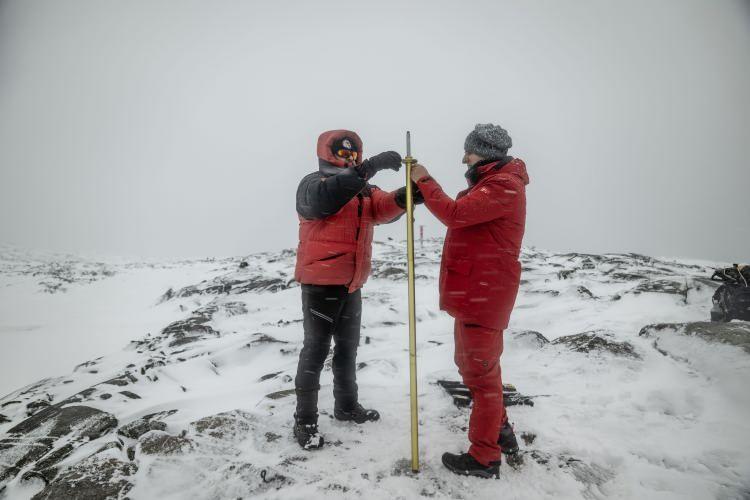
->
<box><xmin>354</xmin><ymin>193</ymin><xmax>363</xmax><ymax>241</ymax></box>
<box><xmin>348</xmin><ymin>193</ymin><xmax>364</xmax><ymax>289</ymax></box>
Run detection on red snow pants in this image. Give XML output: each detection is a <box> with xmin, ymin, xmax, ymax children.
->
<box><xmin>453</xmin><ymin>319</ymin><xmax>506</xmax><ymax>466</ymax></box>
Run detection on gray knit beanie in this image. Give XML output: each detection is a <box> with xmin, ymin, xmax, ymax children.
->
<box><xmin>464</xmin><ymin>123</ymin><xmax>512</xmax><ymax>159</ymax></box>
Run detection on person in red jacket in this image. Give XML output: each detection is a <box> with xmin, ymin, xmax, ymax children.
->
<box><xmin>410</xmin><ymin>123</ymin><xmax>529</xmax><ymax>478</ymax></box>
<box><xmin>293</xmin><ymin>129</ymin><xmax>423</xmax><ymax>450</ymax></box>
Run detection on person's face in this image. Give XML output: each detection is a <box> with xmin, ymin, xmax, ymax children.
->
<box><xmin>335</xmin><ymin>149</ymin><xmax>358</xmax><ymax>166</ymax></box>
<box><xmin>462</xmin><ymin>151</ymin><xmax>484</xmax><ymax>167</ymax></box>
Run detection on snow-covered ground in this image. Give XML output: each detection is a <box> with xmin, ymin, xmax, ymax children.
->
<box><xmin>1</xmin><ymin>240</ymin><xmax>749</xmax><ymax>500</ymax></box>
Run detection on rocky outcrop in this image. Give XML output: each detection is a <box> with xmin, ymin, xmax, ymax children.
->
<box><xmin>510</xmin><ymin>330</ymin><xmax>550</xmax><ymax>349</ymax></box>
<box><xmin>0</xmin><ymin>405</ymin><xmax>117</xmax><ymax>486</ymax></box>
<box><xmin>639</xmin><ymin>321</ymin><xmax>750</xmax><ymax>354</ymax></box>
<box><xmin>139</xmin><ymin>431</ymin><xmax>195</xmax><ymax>455</ymax></box>
<box><xmin>30</xmin><ymin>455</ymin><xmax>136</xmax><ymax>500</ymax></box>
<box><xmin>552</xmin><ymin>331</ymin><xmax>640</xmax><ymax>359</ymax></box>
<box><xmin>118</xmin><ymin>410</ymin><xmax>177</xmax><ymax>439</ymax></box>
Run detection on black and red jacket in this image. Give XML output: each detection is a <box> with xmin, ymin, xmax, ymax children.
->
<box><xmin>294</xmin><ymin>130</ymin><xmax>404</xmax><ymax>292</ymax></box>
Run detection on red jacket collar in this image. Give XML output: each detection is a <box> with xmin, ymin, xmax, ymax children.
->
<box><xmin>477</xmin><ymin>158</ymin><xmax>529</xmax><ymax>185</ymax></box>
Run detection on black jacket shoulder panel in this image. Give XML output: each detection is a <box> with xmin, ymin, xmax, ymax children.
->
<box><xmin>296</xmin><ymin>168</ymin><xmax>367</xmax><ymax>220</ymax></box>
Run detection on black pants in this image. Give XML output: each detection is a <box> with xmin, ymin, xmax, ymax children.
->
<box><xmin>295</xmin><ymin>284</ymin><xmax>362</xmax><ymax>424</ymax></box>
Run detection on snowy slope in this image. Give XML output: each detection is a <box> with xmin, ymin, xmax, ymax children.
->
<box><xmin>1</xmin><ymin>240</ymin><xmax>749</xmax><ymax>500</ymax></box>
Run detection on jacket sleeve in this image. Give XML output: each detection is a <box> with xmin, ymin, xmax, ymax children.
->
<box><xmin>370</xmin><ymin>186</ymin><xmax>405</xmax><ymax>224</ymax></box>
<box><xmin>417</xmin><ymin>175</ymin><xmax>522</xmax><ymax>229</ymax></box>
<box><xmin>296</xmin><ymin>168</ymin><xmax>367</xmax><ymax>219</ymax></box>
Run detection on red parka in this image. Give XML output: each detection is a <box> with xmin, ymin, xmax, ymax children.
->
<box><xmin>417</xmin><ymin>158</ymin><xmax>529</xmax><ymax>330</ymax></box>
<box><xmin>294</xmin><ymin>130</ymin><xmax>404</xmax><ymax>293</ymax></box>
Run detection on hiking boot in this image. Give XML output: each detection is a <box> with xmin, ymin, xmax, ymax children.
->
<box><xmin>441</xmin><ymin>452</ymin><xmax>500</xmax><ymax>479</ymax></box>
<box><xmin>498</xmin><ymin>420</ymin><xmax>519</xmax><ymax>454</ymax></box>
<box><xmin>293</xmin><ymin>418</ymin><xmax>324</xmax><ymax>450</ymax></box>
<box><xmin>333</xmin><ymin>403</ymin><xmax>380</xmax><ymax>424</ymax></box>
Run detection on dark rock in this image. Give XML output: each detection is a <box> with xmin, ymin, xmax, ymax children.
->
<box><xmin>139</xmin><ymin>431</ymin><xmax>194</xmax><ymax>455</ymax></box>
<box><xmin>265</xmin><ymin>389</ymin><xmax>296</xmax><ymax>400</ymax></box>
<box><xmin>173</xmin><ymin>275</ymin><xmax>290</xmax><ymax>299</ymax></box>
<box><xmin>25</xmin><ymin>400</ymin><xmax>51</xmax><ymax>416</ymax></box>
<box><xmin>99</xmin><ymin>393</ymin><xmax>112</xmax><ymax>400</ymax></box>
<box><xmin>521</xmin><ymin>432</ymin><xmax>536</xmax><ymax>445</ymax></box>
<box><xmin>6</xmin><ymin>405</ymin><xmax>117</xmax><ymax>441</ymax></box>
<box><xmin>558</xmin><ymin>269</ymin><xmax>575</xmax><ymax>280</ymax></box>
<box><xmin>0</xmin><ymin>414</ymin><xmax>9</xmax><ymax>424</ymax></box>
<box><xmin>511</xmin><ymin>330</ymin><xmax>550</xmax><ymax>348</ymax></box>
<box><xmin>31</xmin><ymin>457</ymin><xmax>136</xmax><ymax>500</ymax></box>
<box><xmin>1</xmin><ymin>401</ymin><xmax>21</xmax><ymax>408</ymax></box>
<box><xmin>577</xmin><ymin>286</ymin><xmax>595</xmax><ymax>299</ymax></box>
<box><xmin>191</xmin><ymin>410</ymin><xmax>252</xmax><ymax>440</ymax></box>
<box><xmin>73</xmin><ymin>360</ymin><xmax>98</xmax><ymax>372</ymax></box>
<box><xmin>259</xmin><ymin>371</ymin><xmax>283</xmax><ymax>381</ymax></box>
<box><xmin>161</xmin><ymin>316</ymin><xmax>220</xmax><ymax>348</ymax></box>
<box><xmin>0</xmin><ymin>405</ymin><xmax>117</xmax><ymax>484</ymax></box>
<box><xmin>119</xmin><ymin>391</ymin><xmax>141</xmax><ymax>399</ymax></box>
<box><xmin>552</xmin><ymin>332</ymin><xmax>640</xmax><ymax>359</ymax></box>
<box><xmin>374</xmin><ymin>267</ymin><xmax>407</xmax><ymax>279</ymax></box>
<box><xmin>118</xmin><ymin>418</ymin><xmax>167</xmax><ymax>439</ymax></box>
<box><xmin>102</xmin><ymin>372</ymin><xmax>137</xmax><ymax>386</ymax></box>
<box><xmin>158</xmin><ymin>287</ymin><xmax>175</xmax><ymax>303</ymax></box>
<box><xmin>632</xmin><ymin>279</ymin><xmax>686</xmax><ymax>296</ymax></box>
<box><xmin>265</xmin><ymin>432</ymin><xmax>282</xmax><ymax>443</ymax></box>
<box><xmin>21</xmin><ymin>443</ymin><xmax>76</xmax><ymax>484</ymax></box>
<box><xmin>528</xmin><ymin>289</ymin><xmax>560</xmax><ymax>297</ymax></box>
<box><xmin>437</xmin><ymin>380</ymin><xmax>535</xmax><ymax>408</ymax></box>
<box><xmin>610</xmin><ymin>272</ymin><xmax>647</xmax><ymax>282</ymax></box>
<box><xmin>639</xmin><ymin>321</ymin><xmax>750</xmax><ymax>354</ymax></box>
<box><xmin>221</xmin><ymin>301</ymin><xmax>249</xmax><ymax>316</ymax></box>
<box><xmin>248</xmin><ymin>333</ymin><xmax>288</xmax><ymax>345</ymax></box>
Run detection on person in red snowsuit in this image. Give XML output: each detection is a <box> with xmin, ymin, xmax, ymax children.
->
<box><xmin>292</xmin><ymin>129</ymin><xmax>423</xmax><ymax>450</ymax></box>
<box><xmin>410</xmin><ymin>123</ymin><xmax>529</xmax><ymax>478</ymax></box>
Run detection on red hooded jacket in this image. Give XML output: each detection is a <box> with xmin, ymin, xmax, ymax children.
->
<box><xmin>294</xmin><ymin>130</ymin><xmax>404</xmax><ymax>292</ymax></box>
<box><xmin>417</xmin><ymin>158</ymin><xmax>529</xmax><ymax>330</ymax></box>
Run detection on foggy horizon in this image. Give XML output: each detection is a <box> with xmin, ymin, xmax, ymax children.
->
<box><xmin>1</xmin><ymin>0</ymin><xmax>749</xmax><ymax>263</ymax></box>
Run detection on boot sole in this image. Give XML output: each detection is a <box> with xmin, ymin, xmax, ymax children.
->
<box><xmin>443</xmin><ymin>465</ymin><xmax>499</xmax><ymax>479</ymax></box>
<box><xmin>333</xmin><ymin>413</ymin><xmax>379</xmax><ymax>424</ymax></box>
<box><xmin>442</xmin><ymin>458</ymin><xmax>499</xmax><ymax>479</ymax></box>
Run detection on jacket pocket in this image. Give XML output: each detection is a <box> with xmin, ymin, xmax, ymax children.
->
<box><xmin>443</xmin><ymin>259</ymin><xmax>473</xmax><ymax>304</ymax></box>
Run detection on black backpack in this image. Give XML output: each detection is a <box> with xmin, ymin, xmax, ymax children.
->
<box><xmin>710</xmin><ymin>265</ymin><xmax>750</xmax><ymax>322</ymax></box>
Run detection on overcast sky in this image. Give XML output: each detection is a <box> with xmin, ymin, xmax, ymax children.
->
<box><xmin>1</xmin><ymin>0</ymin><xmax>748</xmax><ymax>262</ymax></box>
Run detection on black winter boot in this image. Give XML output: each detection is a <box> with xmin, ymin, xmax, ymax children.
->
<box><xmin>441</xmin><ymin>452</ymin><xmax>500</xmax><ymax>479</ymax></box>
<box><xmin>498</xmin><ymin>420</ymin><xmax>519</xmax><ymax>454</ymax></box>
<box><xmin>333</xmin><ymin>402</ymin><xmax>380</xmax><ymax>424</ymax></box>
<box><xmin>293</xmin><ymin>414</ymin><xmax>324</xmax><ymax>450</ymax></box>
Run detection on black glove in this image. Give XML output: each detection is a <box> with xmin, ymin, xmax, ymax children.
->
<box><xmin>394</xmin><ymin>182</ymin><xmax>425</xmax><ymax>209</ymax></box>
<box><xmin>356</xmin><ymin>151</ymin><xmax>402</xmax><ymax>180</ymax></box>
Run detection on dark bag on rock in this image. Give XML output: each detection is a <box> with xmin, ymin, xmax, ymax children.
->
<box><xmin>710</xmin><ymin>265</ymin><xmax>750</xmax><ymax>322</ymax></box>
